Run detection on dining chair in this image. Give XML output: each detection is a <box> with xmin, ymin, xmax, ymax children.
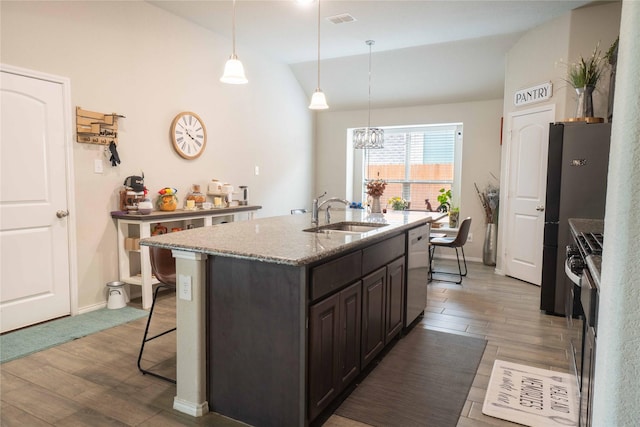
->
<box><xmin>429</xmin><ymin>217</ymin><xmax>472</xmax><ymax>284</ymax></box>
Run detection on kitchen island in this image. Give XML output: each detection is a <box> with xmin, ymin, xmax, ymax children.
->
<box><xmin>141</xmin><ymin>209</ymin><xmax>443</xmax><ymax>426</ymax></box>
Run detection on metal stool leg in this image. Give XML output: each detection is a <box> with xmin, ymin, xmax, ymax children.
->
<box><xmin>137</xmin><ymin>284</ymin><xmax>176</xmax><ymax>384</ymax></box>
<box><xmin>430</xmin><ymin>245</ymin><xmax>467</xmax><ymax>285</ymax></box>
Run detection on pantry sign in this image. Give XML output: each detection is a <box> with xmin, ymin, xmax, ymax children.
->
<box><xmin>514</xmin><ymin>82</ymin><xmax>553</xmax><ymax>107</ymax></box>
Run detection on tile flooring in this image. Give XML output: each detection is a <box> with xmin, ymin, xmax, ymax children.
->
<box><xmin>1</xmin><ymin>261</ymin><xmax>570</xmax><ymax>426</ymax></box>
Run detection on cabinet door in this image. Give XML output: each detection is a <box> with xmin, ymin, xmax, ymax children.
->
<box><xmin>308</xmin><ymin>293</ymin><xmax>340</xmax><ymax>421</ymax></box>
<box><xmin>361</xmin><ymin>267</ymin><xmax>386</xmax><ymax>368</ymax></box>
<box><xmin>386</xmin><ymin>257</ymin><xmax>405</xmax><ymax>343</ymax></box>
<box><xmin>338</xmin><ymin>281</ymin><xmax>361</xmax><ymax>389</ymax></box>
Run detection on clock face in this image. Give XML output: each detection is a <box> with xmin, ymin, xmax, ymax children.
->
<box><xmin>170</xmin><ymin>112</ymin><xmax>207</xmax><ymax>159</ymax></box>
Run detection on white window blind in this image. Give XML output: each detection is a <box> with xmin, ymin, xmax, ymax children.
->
<box><xmin>364</xmin><ymin>124</ymin><xmax>460</xmax><ymax>210</ymax></box>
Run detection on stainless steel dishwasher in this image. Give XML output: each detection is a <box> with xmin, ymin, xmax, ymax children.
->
<box><xmin>405</xmin><ymin>223</ymin><xmax>430</xmax><ymax>327</ymax></box>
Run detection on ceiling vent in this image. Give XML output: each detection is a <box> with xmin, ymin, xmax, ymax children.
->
<box><xmin>326</xmin><ymin>13</ymin><xmax>356</xmax><ymax>24</ymax></box>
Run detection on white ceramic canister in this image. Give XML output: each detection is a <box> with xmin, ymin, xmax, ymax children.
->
<box><xmin>208</xmin><ymin>179</ymin><xmax>222</xmax><ymax>194</ymax></box>
<box><xmin>222</xmin><ymin>184</ymin><xmax>234</xmax><ymax>202</ymax></box>
<box><xmin>137</xmin><ymin>199</ymin><xmax>153</xmax><ymax>214</ymax></box>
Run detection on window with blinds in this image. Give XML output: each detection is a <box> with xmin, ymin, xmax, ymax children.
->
<box><xmin>364</xmin><ymin>124</ymin><xmax>461</xmax><ymax>210</ymax></box>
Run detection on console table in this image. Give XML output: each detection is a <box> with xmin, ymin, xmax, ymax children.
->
<box><xmin>111</xmin><ymin>205</ymin><xmax>261</xmax><ymax>309</ymax></box>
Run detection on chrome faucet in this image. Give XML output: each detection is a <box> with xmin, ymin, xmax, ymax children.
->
<box><xmin>312</xmin><ymin>192</ymin><xmax>349</xmax><ymax>224</ymax></box>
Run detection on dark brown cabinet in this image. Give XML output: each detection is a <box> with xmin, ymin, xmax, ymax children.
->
<box><xmin>361</xmin><ymin>256</ymin><xmax>406</xmax><ymax>369</ymax></box>
<box><xmin>385</xmin><ymin>256</ymin><xmax>405</xmax><ymax>343</ymax></box>
<box><xmin>338</xmin><ymin>282</ymin><xmax>362</xmax><ymax>388</ymax></box>
<box><xmin>308</xmin><ymin>281</ymin><xmax>361</xmax><ymax>421</ymax></box>
<box><xmin>308</xmin><ymin>232</ymin><xmax>407</xmax><ymax>422</ymax></box>
<box><xmin>361</xmin><ymin>267</ymin><xmax>386</xmax><ymax>368</ymax></box>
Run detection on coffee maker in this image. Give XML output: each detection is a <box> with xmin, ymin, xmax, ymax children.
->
<box><xmin>239</xmin><ymin>186</ymin><xmax>248</xmax><ymax>205</ymax></box>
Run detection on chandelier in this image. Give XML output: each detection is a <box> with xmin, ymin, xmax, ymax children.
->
<box><xmin>353</xmin><ymin>40</ymin><xmax>383</xmax><ymax>149</ymax></box>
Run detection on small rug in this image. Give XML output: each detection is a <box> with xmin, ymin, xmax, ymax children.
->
<box><xmin>0</xmin><ymin>306</ymin><xmax>147</xmax><ymax>363</ymax></box>
<box><xmin>335</xmin><ymin>328</ymin><xmax>487</xmax><ymax>427</ymax></box>
<box><xmin>483</xmin><ymin>359</ymin><xmax>578</xmax><ymax>427</ymax></box>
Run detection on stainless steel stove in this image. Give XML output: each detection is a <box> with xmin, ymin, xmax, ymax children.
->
<box><xmin>566</xmin><ymin>221</ymin><xmax>602</xmax><ymax>427</ymax></box>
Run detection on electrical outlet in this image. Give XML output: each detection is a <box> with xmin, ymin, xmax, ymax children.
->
<box><xmin>178</xmin><ymin>274</ymin><xmax>192</xmax><ymax>301</ymax></box>
<box><xmin>254</xmin><ymin>165</ymin><xmax>260</xmax><ymax>176</ymax></box>
<box><xmin>94</xmin><ymin>159</ymin><xmax>103</xmax><ymax>174</ymax></box>
<box><xmin>467</xmin><ymin>232</ymin><xmax>473</xmax><ymax>243</ymax></box>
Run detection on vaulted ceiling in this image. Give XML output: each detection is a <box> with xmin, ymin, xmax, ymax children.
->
<box><xmin>148</xmin><ymin>0</ymin><xmax>595</xmax><ymax>110</ymax></box>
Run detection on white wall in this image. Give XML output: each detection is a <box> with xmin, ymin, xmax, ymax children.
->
<box><xmin>566</xmin><ymin>2</ymin><xmax>622</xmax><ymax>119</ymax></box>
<box><xmin>497</xmin><ymin>1</ymin><xmax>621</xmax><ymax>271</ymax></box>
<box><xmin>316</xmin><ymin>100</ymin><xmax>504</xmax><ymax>260</ymax></box>
<box><xmin>1</xmin><ymin>1</ymin><xmax>313</xmax><ymax>309</ymax></box>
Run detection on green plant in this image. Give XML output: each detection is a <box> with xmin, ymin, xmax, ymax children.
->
<box><xmin>437</xmin><ymin>188</ymin><xmax>451</xmax><ymax>212</ymax></box>
<box><xmin>605</xmin><ymin>37</ymin><xmax>619</xmax><ymax>65</ymax></box>
<box><xmin>388</xmin><ymin>196</ymin><xmax>408</xmax><ymax>210</ymax></box>
<box><xmin>566</xmin><ymin>45</ymin><xmax>604</xmax><ymax>88</ymax></box>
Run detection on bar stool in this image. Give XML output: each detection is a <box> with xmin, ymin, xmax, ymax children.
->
<box><xmin>429</xmin><ymin>217</ymin><xmax>472</xmax><ymax>284</ymax></box>
<box><xmin>137</xmin><ymin>246</ymin><xmax>176</xmax><ymax>383</ymax></box>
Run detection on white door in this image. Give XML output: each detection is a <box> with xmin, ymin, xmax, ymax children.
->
<box><xmin>503</xmin><ymin>106</ymin><xmax>555</xmax><ymax>285</ymax></box>
<box><xmin>1</xmin><ymin>67</ymin><xmax>74</xmax><ymax>333</ymax></box>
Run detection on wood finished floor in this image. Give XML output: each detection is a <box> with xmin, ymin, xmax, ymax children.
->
<box><xmin>1</xmin><ymin>261</ymin><xmax>570</xmax><ymax>426</ymax></box>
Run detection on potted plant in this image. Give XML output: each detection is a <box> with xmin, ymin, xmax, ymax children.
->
<box><xmin>449</xmin><ymin>207</ymin><xmax>460</xmax><ymax>228</ymax></box>
<box><xmin>566</xmin><ymin>45</ymin><xmax>604</xmax><ymax>118</ymax></box>
<box><xmin>365</xmin><ymin>179</ymin><xmax>386</xmax><ymax>214</ymax></box>
<box><xmin>388</xmin><ymin>196</ymin><xmax>409</xmax><ymax>211</ymax></box>
<box><xmin>436</xmin><ymin>188</ymin><xmax>451</xmax><ymax>213</ymax></box>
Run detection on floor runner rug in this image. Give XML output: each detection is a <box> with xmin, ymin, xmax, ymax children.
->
<box><xmin>1</xmin><ymin>306</ymin><xmax>147</xmax><ymax>363</ymax></box>
<box><xmin>483</xmin><ymin>359</ymin><xmax>578</xmax><ymax>427</ymax></box>
<box><xmin>334</xmin><ymin>328</ymin><xmax>487</xmax><ymax>427</ymax></box>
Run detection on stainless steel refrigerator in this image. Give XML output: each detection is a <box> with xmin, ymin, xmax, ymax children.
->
<box><xmin>540</xmin><ymin>122</ymin><xmax>611</xmax><ymax>315</ymax></box>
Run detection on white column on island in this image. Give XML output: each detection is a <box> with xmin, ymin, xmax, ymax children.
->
<box><xmin>172</xmin><ymin>250</ymin><xmax>209</xmax><ymax>417</ymax></box>
<box><xmin>592</xmin><ymin>2</ymin><xmax>640</xmax><ymax>424</ymax></box>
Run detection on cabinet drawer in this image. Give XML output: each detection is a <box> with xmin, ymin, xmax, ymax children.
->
<box><xmin>310</xmin><ymin>250</ymin><xmax>362</xmax><ymax>301</ymax></box>
<box><xmin>362</xmin><ymin>234</ymin><xmax>406</xmax><ymax>275</ymax></box>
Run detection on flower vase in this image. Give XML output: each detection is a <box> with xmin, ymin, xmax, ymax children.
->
<box><xmin>483</xmin><ymin>223</ymin><xmax>497</xmax><ymax>266</ymax></box>
<box><xmin>575</xmin><ymin>86</ymin><xmax>595</xmax><ymax>119</ymax></box>
<box><xmin>370</xmin><ymin>196</ymin><xmax>382</xmax><ymax>214</ymax></box>
<box><xmin>449</xmin><ymin>211</ymin><xmax>459</xmax><ymax>228</ymax></box>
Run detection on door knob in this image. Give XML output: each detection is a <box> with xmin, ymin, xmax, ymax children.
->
<box><xmin>535</xmin><ymin>206</ymin><xmax>545</xmax><ymax>212</ymax></box>
<box><xmin>56</xmin><ymin>210</ymin><xmax>69</xmax><ymax>218</ymax></box>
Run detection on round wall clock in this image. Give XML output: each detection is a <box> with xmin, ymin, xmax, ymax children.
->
<box><xmin>170</xmin><ymin>111</ymin><xmax>207</xmax><ymax>159</ymax></box>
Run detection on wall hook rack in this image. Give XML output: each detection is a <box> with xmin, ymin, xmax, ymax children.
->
<box><xmin>76</xmin><ymin>106</ymin><xmax>126</xmax><ymax>145</ymax></box>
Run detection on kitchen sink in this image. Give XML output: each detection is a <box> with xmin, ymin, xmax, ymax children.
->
<box><xmin>304</xmin><ymin>221</ymin><xmax>387</xmax><ymax>234</ymax></box>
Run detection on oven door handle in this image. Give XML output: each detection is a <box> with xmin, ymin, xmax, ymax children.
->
<box><xmin>565</xmin><ymin>259</ymin><xmax>581</xmax><ymax>285</ymax></box>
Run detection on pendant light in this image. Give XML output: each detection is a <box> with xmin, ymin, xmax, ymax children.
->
<box><xmin>220</xmin><ymin>0</ymin><xmax>248</xmax><ymax>84</ymax></box>
<box><xmin>353</xmin><ymin>40</ymin><xmax>384</xmax><ymax>149</ymax></box>
<box><xmin>309</xmin><ymin>0</ymin><xmax>328</xmax><ymax>109</ymax></box>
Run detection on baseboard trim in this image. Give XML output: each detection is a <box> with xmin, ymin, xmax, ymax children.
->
<box><xmin>173</xmin><ymin>397</ymin><xmax>209</xmax><ymax>417</ymax></box>
<box><xmin>77</xmin><ymin>302</ymin><xmax>107</xmax><ymax>315</ymax></box>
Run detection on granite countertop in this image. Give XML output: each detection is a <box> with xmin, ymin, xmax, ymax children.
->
<box><xmin>568</xmin><ymin>218</ymin><xmax>604</xmax><ymax>287</ymax></box>
<box><xmin>568</xmin><ymin>218</ymin><xmax>604</xmax><ymax>236</ymax></box>
<box><xmin>140</xmin><ymin>210</ymin><xmax>445</xmax><ymax>266</ymax></box>
<box><xmin>586</xmin><ymin>255</ymin><xmax>602</xmax><ymax>290</ymax></box>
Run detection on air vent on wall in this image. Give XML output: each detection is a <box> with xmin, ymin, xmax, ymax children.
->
<box><xmin>326</xmin><ymin>13</ymin><xmax>356</xmax><ymax>24</ymax></box>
